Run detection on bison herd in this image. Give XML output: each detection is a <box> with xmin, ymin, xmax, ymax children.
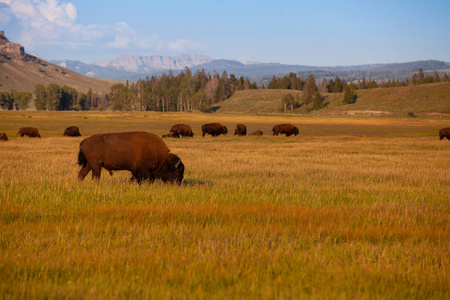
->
<box><xmin>160</xmin><ymin>123</ymin><xmax>301</xmax><ymax>138</ymax></box>
<box><xmin>1</xmin><ymin>122</ymin><xmax>449</xmax><ymax>186</ymax></box>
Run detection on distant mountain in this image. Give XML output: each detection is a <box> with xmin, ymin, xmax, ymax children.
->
<box><xmin>51</xmin><ymin>51</ymin><xmax>450</xmax><ymax>85</ymax></box>
<box><xmin>51</xmin><ymin>54</ymin><xmax>215</xmax><ymax>80</ymax></box>
<box><xmin>0</xmin><ymin>31</ymin><xmax>113</xmax><ymax>93</ymax></box>
<box><xmin>95</xmin><ymin>54</ymin><xmax>214</xmax><ymax>72</ymax></box>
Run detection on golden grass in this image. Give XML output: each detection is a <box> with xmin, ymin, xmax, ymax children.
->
<box><xmin>213</xmin><ymin>82</ymin><xmax>450</xmax><ymax>116</ymax></box>
<box><xmin>0</xmin><ymin>111</ymin><xmax>449</xmax><ymax>298</ymax></box>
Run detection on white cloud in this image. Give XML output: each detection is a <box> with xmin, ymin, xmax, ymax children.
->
<box><xmin>1</xmin><ymin>0</ymin><xmax>206</xmax><ymax>58</ymax></box>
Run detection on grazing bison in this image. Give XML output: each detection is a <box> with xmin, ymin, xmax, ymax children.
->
<box><xmin>234</xmin><ymin>124</ymin><xmax>247</xmax><ymax>136</ymax></box>
<box><xmin>63</xmin><ymin>126</ymin><xmax>81</xmax><ymax>137</ymax></box>
<box><xmin>202</xmin><ymin>123</ymin><xmax>228</xmax><ymax>137</ymax></box>
<box><xmin>249</xmin><ymin>130</ymin><xmax>263</xmax><ymax>136</ymax></box>
<box><xmin>77</xmin><ymin>132</ymin><xmax>184</xmax><ymax>184</ymax></box>
<box><xmin>18</xmin><ymin>127</ymin><xmax>41</xmax><ymax>138</ymax></box>
<box><xmin>439</xmin><ymin>127</ymin><xmax>450</xmax><ymax>140</ymax></box>
<box><xmin>170</xmin><ymin>124</ymin><xmax>194</xmax><ymax>137</ymax></box>
<box><xmin>0</xmin><ymin>133</ymin><xmax>8</xmax><ymax>141</ymax></box>
<box><xmin>162</xmin><ymin>133</ymin><xmax>177</xmax><ymax>138</ymax></box>
<box><xmin>272</xmin><ymin>124</ymin><xmax>299</xmax><ymax>137</ymax></box>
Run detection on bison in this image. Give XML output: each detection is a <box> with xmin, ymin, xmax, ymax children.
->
<box><xmin>18</xmin><ymin>127</ymin><xmax>41</xmax><ymax>138</ymax></box>
<box><xmin>249</xmin><ymin>130</ymin><xmax>263</xmax><ymax>136</ymax></box>
<box><xmin>272</xmin><ymin>124</ymin><xmax>299</xmax><ymax>137</ymax></box>
<box><xmin>170</xmin><ymin>124</ymin><xmax>194</xmax><ymax>137</ymax></box>
<box><xmin>77</xmin><ymin>132</ymin><xmax>184</xmax><ymax>184</ymax></box>
<box><xmin>64</xmin><ymin>126</ymin><xmax>81</xmax><ymax>137</ymax></box>
<box><xmin>234</xmin><ymin>124</ymin><xmax>247</xmax><ymax>136</ymax></box>
<box><xmin>162</xmin><ymin>132</ymin><xmax>177</xmax><ymax>138</ymax></box>
<box><xmin>202</xmin><ymin>123</ymin><xmax>228</xmax><ymax>137</ymax></box>
<box><xmin>439</xmin><ymin>127</ymin><xmax>450</xmax><ymax>140</ymax></box>
<box><xmin>0</xmin><ymin>133</ymin><xmax>8</xmax><ymax>141</ymax></box>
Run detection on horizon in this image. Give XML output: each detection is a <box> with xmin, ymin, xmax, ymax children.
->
<box><xmin>50</xmin><ymin>54</ymin><xmax>449</xmax><ymax>69</ymax></box>
<box><xmin>1</xmin><ymin>0</ymin><xmax>450</xmax><ymax>67</ymax></box>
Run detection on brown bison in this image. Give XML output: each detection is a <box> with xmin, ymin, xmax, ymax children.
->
<box><xmin>18</xmin><ymin>127</ymin><xmax>41</xmax><ymax>138</ymax></box>
<box><xmin>202</xmin><ymin>123</ymin><xmax>228</xmax><ymax>137</ymax></box>
<box><xmin>249</xmin><ymin>130</ymin><xmax>263</xmax><ymax>136</ymax></box>
<box><xmin>77</xmin><ymin>132</ymin><xmax>184</xmax><ymax>184</ymax></box>
<box><xmin>170</xmin><ymin>124</ymin><xmax>194</xmax><ymax>137</ymax></box>
<box><xmin>162</xmin><ymin>132</ymin><xmax>177</xmax><ymax>138</ymax></box>
<box><xmin>272</xmin><ymin>124</ymin><xmax>299</xmax><ymax>137</ymax></box>
<box><xmin>63</xmin><ymin>126</ymin><xmax>81</xmax><ymax>137</ymax></box>
<box><xmin>439</xmin><ymin>127</ymin><xmax>450</xmax><ymax>140</ymax></box>
<box><xmin>234</xmin><ymin>124</ymin><xmax>247</xmax><ymax>136</ymax></box>
<box><xmin>0</xmin><ymin>133</ymin><xmax>8</xmax><ymax>141</ymax></box>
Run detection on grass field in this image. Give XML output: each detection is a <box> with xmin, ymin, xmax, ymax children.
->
<box><xmin>0</xmin><ymin>111</ymin><xmax>449</xmax><ymax>299</ymax></box>
<box><xmin>217</xmin><ymin>82</ymin><xmax>450</xmax><ymax>116</ymax></box>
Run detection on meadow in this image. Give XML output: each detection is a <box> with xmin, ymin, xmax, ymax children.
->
<box><xmin>0</xmin><ymin>111</ymin><xmax>449</xmax><ymax>299</ymax></box>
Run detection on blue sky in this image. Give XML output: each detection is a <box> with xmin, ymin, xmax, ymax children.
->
<box><xmin>1</xmin><ymin>0</ymin><xmax>449</xmax><ymax>66</ymax></box>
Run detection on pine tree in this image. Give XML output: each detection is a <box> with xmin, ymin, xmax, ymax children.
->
<box><xmin>313</xmin><ymin>92</ymin><xmax>323</xmax><ymax>110</ymax></box>
<box><xmin>343</xmin><ymin>85</ymin><xmax>355</xmax><ymax>104</ymax></box>
<box><xmin>303</xmin><ymin>74</ymin><xmax>316</xmax><ymax>106</ymax></box>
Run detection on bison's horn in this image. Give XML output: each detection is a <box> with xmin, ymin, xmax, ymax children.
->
<box><xmin>175</xmin><ymin>159</ymin><xmax>182</xmax><ymax>169</ymax></box>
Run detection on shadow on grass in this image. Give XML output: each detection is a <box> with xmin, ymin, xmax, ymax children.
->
<box><xmin>182</xmin><ymin>178</ymin><xmax>207</xmax><ymax>186</ymax></box>
<box><xmin>202</xmin><ymin>106</ymin><xmax>220</xmax><ymax>113</ymax></box>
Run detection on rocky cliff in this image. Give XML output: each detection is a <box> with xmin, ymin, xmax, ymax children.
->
<box><xmin>94</xmin><ymin>54</ymin><xmax>214</xmax><ymax>72</ymax></box>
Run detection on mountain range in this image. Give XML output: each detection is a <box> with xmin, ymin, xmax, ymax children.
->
<box><xmin>51</xmin><ymin>55</ymin><xmax>450</xmax><ymax>85</ymax></box>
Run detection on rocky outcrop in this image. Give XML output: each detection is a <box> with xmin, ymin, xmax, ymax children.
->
<box><xmin>0</xmin><ymin>31</ymin><xmax>25</xmax><ymax>59</ymax></box>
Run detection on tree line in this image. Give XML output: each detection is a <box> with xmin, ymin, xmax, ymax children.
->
<box><xmin>0</xmin><ymin>67</ymin><xmax>448</xmax><ymax>111</ymax></box>
<box><xmin>109</xmin><ymin>68</ymin><xmax>257</xmax><ymax>112</ymax></box>
<box><xmin>267</xmin><ymin>68</ymin><xmax>450</xmax><ymax>93</ymax></box>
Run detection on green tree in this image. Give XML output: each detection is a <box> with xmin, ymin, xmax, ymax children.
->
<box><xmin>109</xmin><ymin>84</ymin><xmax>131</xmax><ymax>111</ymax></box>
<box><xmin>15</xmin><ymin>91</ymin><xmax>33</xmax><ymax>110</ymax></box>
<box><xmin>34</xmin><ymin>84</ymin><xmax>47</xmax><ymax>110</ymax></box>
<box><xmin>281</xmin><ymin>93</ymin><xmax>298</xmax><ymax>112</ymax></box>
<box><xmin>46</xmin><ymin>84</ymin><xmax>62</xmax><ymax>110</ymax></box>
<box><xmin>343</xmin><ymin>85</ymin><xmax>355</xmax><ymax>104</ymax></box>
<box><xmin>0</xmin><ymin>91</ymin><xmax>14</xmax><ymax>110</ymax></box>
<box><xmin>312</xmin><ymin>91</ymin><xmax>323</xmax><ymax>110</ymax></box>
<box><xmin>303</xmin><ymin>74</ymin><xmax>316</xmax><ymax>106</ymax></box>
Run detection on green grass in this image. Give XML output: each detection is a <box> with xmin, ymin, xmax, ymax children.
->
<box><xmin>0</xmin><ymin>111</ymin><xmax>449</xmax><ymax>299</ymax></box>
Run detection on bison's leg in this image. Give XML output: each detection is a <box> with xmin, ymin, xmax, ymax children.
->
<box><xmin>130</xmin><ymin>170</ymin><xmax>153</xmax><ymax>184</ymax></box>
<box><xmin>78</xmin><ymin>164</ymin><xmax>91</xmax><ymax>181</ymax></box>
<box><xmin>91</xmin><ymin>164</ymin><xmax>102</xmax><ymax>180</ymax></box>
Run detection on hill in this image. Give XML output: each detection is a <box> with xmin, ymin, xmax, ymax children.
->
<box><xmin>0</xmin><ymin>31</ymin><xmax>114</xmax><ymax>94</ymax></box>
<box><xmin>209</xmin><ymin>82</ymin><xmax>450</xmax><ymax>117</ymax></box>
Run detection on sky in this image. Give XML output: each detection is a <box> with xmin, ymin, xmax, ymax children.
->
<box><xmin>1</xmin><ymin>0</ymin><xmax>450</xmax><ymax>66</ymax></box>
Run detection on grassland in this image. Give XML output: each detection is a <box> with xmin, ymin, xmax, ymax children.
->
<box><xmin>216</xmin><ymin>82</ymin><xmax>450</xmax><ymax>116</ymax></box>
<box><xmin>0</xmin><ymin>111</ymin><xmax>449</xmax><ymax>299</ymax></box>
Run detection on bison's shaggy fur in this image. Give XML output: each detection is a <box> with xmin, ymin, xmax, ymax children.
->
<box><xmin>64</xmin><ymin>126</ymin><xmax>81</xmax><ymax>137</ymax></box>
<box><xmin>272</xmin><ymin>124</ymin><xmax>299</xmax><ymax>137</ymax></box>
<box><xmin>439</xmin><ymin>127</ymin><xmax>450</xmax><ymax>140</ymax></box>
<box><xmin>234</xmin><ymin>124</ymin><xmax>247</xmax><ymax>136</ymax></box>
<box><xmin>77</xmin><ymin>132</ymin><xmax>184</xmax><ymax>184</ymax></box>
<box><xmin>18</xmin><ymin>127</ymin><xmax>41</xmax><ymax>138</ymax></box>
<box><xmin>0</xmin><ymin>133</ymin><xmax>8</xmax><ymax>141</ymax></box>
<box><xmin>170</xmin><ymin>124</ymin><xmax>194</xmax><ymax>137</ymax></box>
<box><xmin>202</xmin><ymin>123</ymin><xmax>228</xmax><ymax>137</ymax></box>
<box><xmin>249</xmin><ymin>130</ymin><xmax>263</xmax><ymax>136</ymax></box>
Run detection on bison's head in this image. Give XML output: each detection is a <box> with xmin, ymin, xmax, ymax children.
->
<box><xmin>293</xmin><ymin>127</ymin><xmax>299</xmax><ymax>136</ymax></box>
<box><xmin>153</xmin><ymin>153</ymin><xmax>184</xmax><ymax>184</ymax></box>
<box><xmin>221</xmin><ymin>126</ymin><xmax>228</xmax><ymax>135</ymax></box>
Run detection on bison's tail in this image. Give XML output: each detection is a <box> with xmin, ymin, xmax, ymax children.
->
<box><xmin>77</xmin><ymin>150</ymin><xmax>87</xmax><ymax>167</ymax></box>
